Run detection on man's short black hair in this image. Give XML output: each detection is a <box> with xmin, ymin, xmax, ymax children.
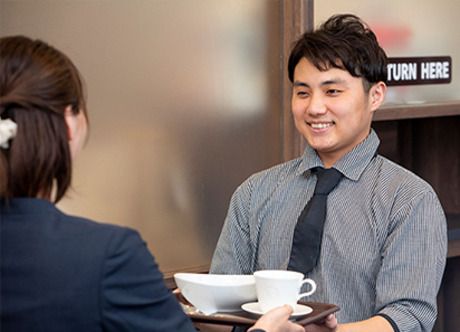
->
<box><xmin>288</xmin><ymin>14</ymin><xmax>388</xmax><ymax>90</ymax></box>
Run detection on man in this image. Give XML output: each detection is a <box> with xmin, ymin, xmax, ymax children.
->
<box><xmin>210</xmin><ymin>14</ymin><xmax>447</xmax><ymax>332</ymax></box>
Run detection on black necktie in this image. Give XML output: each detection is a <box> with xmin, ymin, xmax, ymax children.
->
<box><xmin>287</xmin><ymin>167</ymin><xmax>343</xmax><ymax>274</ymax></box>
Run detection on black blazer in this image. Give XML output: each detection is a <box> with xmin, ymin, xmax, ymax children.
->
<box><xmin>0</xmin><ymin>198</ymin><xmax>195</xmax><ymax>332</ymax></box>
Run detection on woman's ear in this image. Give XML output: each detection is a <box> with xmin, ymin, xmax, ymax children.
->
<box><xmin>64</xmin><ymin>105</ymin><xmax>88</xmax><ymax>159</ymax></box>
<box><xmin>64</xmin><ymin>105</ymin><xmax>76</xmax><ymax>141</ymax></box>
<box><xmin>369</xmin><ymin>81</ymin><xmax>387</xmax><ymax>112</ymax></box>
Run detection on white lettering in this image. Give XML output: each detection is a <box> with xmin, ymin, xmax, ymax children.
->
<box><xmin>402</xmin><ymin>63</ymin><xmax>417</xmax><ymax>80</ymax></box>
<box><xmin>387</xmin><ymin>62</ymin><xmax>417</xmax><ymax>81</ymax></box>
<box><xmin>430</xmin><ymin>62</ymin><xmax>436</xmax><ymax>78</ymax></box>
<box><xmin>421</xmin><ymin>61</ymin><xmax>450</xmax><ymax>79</ymax></box>
<box><xmin>387</xmin><ymin>63</ymin><xmax>399</xmax><ymax>81</ymax></box>
<box><xmin>421</xmin><ymin>62</ymin><xmax>430</xmax><ymax>79</ymax></box>
<box><xmin>442</xmin><ymin>61</ymin><xmax>449</xmax><ymax>78</ymax></box>
<box><xmin>420</xmin><ymin>62</ymin><xmax>431</xmax><ymax>80</ymax></box>
<box><xmin>436</xmin><ymin>62</ymin><xmax>443</xmax><ymax>78</ymax></box>
<box><xmin>387</xmin><ymin>63</ymin><xmax>395</xmax><ymax>81</ymax></box>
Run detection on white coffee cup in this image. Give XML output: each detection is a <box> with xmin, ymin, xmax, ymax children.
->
<box><xmin>254</xmin><ymin>270</ymin><xmax>316</xmax><ymax>313</ymax></box>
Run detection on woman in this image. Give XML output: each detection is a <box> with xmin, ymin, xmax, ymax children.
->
<box><xmin>0</xmin><ymin>36</ymin><xmax>303</xmax><ymax>332</ymax></box>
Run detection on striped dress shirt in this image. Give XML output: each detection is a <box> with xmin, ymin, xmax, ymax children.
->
<box><xmin>210</xmin><ymin>129</ymin><xmax>447</xmax><ymax>332</ymax></box>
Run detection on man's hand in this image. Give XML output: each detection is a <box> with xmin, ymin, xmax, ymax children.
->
<box><xmin>304</xmin><ymin>314</ymin><xmax>338</xmax><ymax>332</ymax></box>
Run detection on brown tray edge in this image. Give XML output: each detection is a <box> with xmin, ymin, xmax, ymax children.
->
<box><xmin>175</xmin><ymin>289</ymin><xmax>340</xmax><ymax>327</ymax></box>
<box><xmin>296</xmin><ymin>302</ymin><xmax>340</xmax><ymax>326</ymax></box>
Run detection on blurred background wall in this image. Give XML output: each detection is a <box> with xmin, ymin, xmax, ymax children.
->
<box><xmin>0</xmin><ymin>0</ymin><xmax>284</xmax><ymax>274</ymax></box>
<box><xmin>315</xmin><ymin>0</ymin><xmax>460</xmax><ymax>104</ymax></box>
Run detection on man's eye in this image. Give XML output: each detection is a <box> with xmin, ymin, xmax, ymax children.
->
<box><xmin>296</xmin><ymin>91</ymin><xmax>309</xmax><ymax>97</ymax></box>
<box><xmin>327</xmin><ymin>89</ymin><xmax>341</xmax><ymax>95</ymax></box>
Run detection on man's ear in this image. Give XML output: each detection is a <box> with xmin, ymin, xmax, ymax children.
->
<box><xmin>64</xmin><ymin>105</ymin><xmax>76</xmax><ymax>141</ymax></box>
<box><xmin>369</xmin><ymin>81</ymin><xmax>387</xmax><ymax>112</ymax></box>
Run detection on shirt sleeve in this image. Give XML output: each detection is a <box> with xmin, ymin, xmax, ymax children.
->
<box><xmin>210</xmin><ymin>178</ymin><xmax>255</xmax><ymax>274</ymax></box>
<box><xmin>375</xmin><ymin>190</ymin><xmax>447</xmax><ymax>332</ymax></box>
<box><xmin>100</xmin><ymin>228</ymin><xmax>195</xmax><ymax>332</ymax></box>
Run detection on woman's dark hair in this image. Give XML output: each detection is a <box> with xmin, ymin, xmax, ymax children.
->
<box><xmin>288</xmin><ymin>14</ymin><xmax>388</xmax><ymax>90</ymax></box>
<box><xmin>0</xmin><ymin>35</ymin><xmax>87</xmax><ymax>202</ymax></box>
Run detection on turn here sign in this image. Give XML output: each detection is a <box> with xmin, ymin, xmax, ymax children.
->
<box><xmin>386</xmin><ymin>56</ymin><xmax>452</xmax><ymax>86</ymax></box>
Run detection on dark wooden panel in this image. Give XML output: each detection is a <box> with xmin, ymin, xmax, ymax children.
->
<box><xmin>374</xmin><ymin>101</ymin><xmax>460</xmax><ymax>121</ymax></box>
<box><xmin>410</xmin><ymin>117</ymin><xmax>460</xmax><ymax>215</ymax></box>
<box><xmin>374</xmin><ymin>116</ymin><xmax>460</xmax><ymax>216</ymax></box>
<box><xmin>440</xmin><ymin>257</ymin><xmax>460</xmax><ymax>332</ymax></box>
<box><xmin>280</xmin><ymin>0</ymin><xmax>313</xmax><ymax>161</ymax></box>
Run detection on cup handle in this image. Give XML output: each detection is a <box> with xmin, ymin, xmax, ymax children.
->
<box><xmin>297</xmin><ymin>278</ymin><xmax>317</xmax><ymax>299</ymax></box>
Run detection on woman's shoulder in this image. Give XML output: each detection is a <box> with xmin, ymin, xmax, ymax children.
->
<box><xmin>57</xmin><ymin>209</ymin><xmax>142</xmax><ymax>246</ymax></box>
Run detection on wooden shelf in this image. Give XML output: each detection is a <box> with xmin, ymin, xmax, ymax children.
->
<box><xmin>374</xmin><ymin>100</ymin><xmax>460</xmax><ymax>121</ymax></box>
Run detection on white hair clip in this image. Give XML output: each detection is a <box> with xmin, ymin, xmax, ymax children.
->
<box><xmin>0</xmin><ymin>117</ymin><xmax>18</xmax><ymax>149</ymax></box>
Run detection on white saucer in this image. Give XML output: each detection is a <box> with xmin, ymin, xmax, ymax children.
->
<box><xmin>241</xmin><ymin>302</ymin><xmax>313</xmax><ymax>317</ymax></box>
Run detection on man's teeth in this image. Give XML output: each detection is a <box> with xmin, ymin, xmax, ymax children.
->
<box><xmin>310</xmin><ymin>123</ymin><xmax>332</xmax><ymax>129</ymax></box>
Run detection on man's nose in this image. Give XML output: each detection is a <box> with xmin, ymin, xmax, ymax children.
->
<box><xmin>307</xmin><ymin>93</ymin><xmax>327</xmax><ymax>116</ymax></box>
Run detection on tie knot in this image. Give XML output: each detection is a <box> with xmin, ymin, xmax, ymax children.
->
<box><xmin>314</xmin><ymin>167</ymin><xmax>343</xmax><ymax>195</ymax></box>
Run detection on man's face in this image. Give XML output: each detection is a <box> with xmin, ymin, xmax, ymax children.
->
<box><xmin>291</xmin><ymin>57</ymin><xmax>385</xmax><ymax>167</ymax></box>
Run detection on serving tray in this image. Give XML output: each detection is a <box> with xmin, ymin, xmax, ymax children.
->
<box><xmin>175</xmin><ymin>290</ymin><xmax>340</xmax><ymax>327</ymax></box>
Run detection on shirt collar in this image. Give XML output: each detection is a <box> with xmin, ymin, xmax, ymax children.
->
<box><xmin>296</xmin><ymin>129</ymin><xmax>380</xmax><ymax>181</ymax></box>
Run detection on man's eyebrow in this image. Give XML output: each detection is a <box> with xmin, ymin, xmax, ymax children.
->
<box><xmin>293</xmin><ymin>78</ymin><xmax>348</xmax><ymax>87</ymax></box>
<box><xmin>293</xmin><ymin>81</ymin><xmax>309</xmax><ymax>87</ymax></box>
<box><xmin>322</xmin><ymin>78</ymin><xmax>347</xmax><ymax>86</ymax></box>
